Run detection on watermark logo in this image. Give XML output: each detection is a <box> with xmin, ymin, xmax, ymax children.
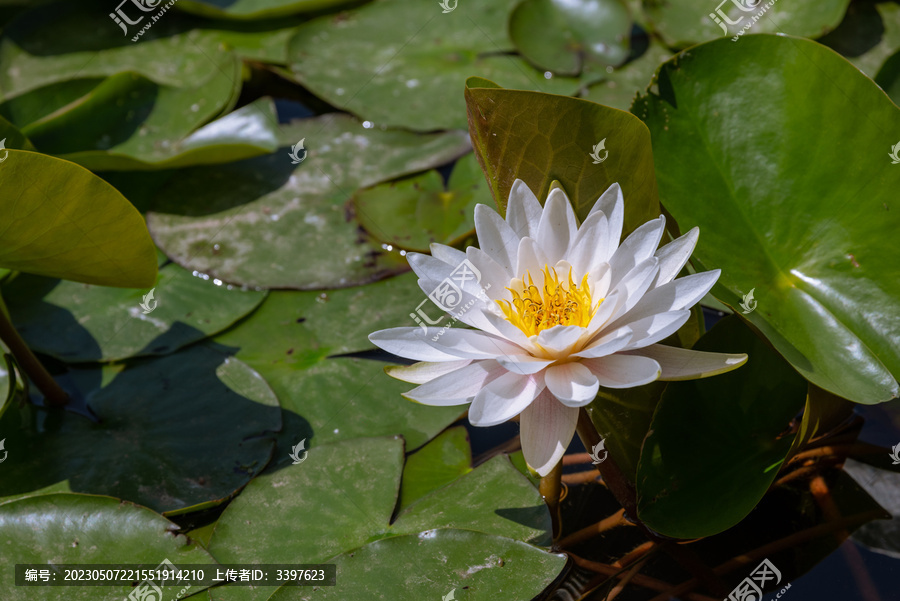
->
<box><xmin>890</xmin><ymin>442</ymin><xmax>900</xmax><ymax>465</ymax></box>
<box><xmin>411</xmin><ymin>259</ymin><xmax>495</xmax><ymax>340</ymax></box>
<box><xmin>109</xmin><ymin>0</ymin><xmax>162</xmax><ymax>35</ymax></box>
<box><xmin>289</xmin><ymin>439</ymin><xmax>309</xmax><ymax>465</ymax></box>
<box><xmin>289</xmin><ymin>139</ymin><xmax>307</xmax><ymax>165</ymax></box>
<box><xmin>438</xmin><ymin>0</ymin><xmax>457</xmax><ymax>13</ymax></box>
<box><xmin>127</xmin><ymin>558</ymin><xmax>174</xmax><ymax>601</ymax></box>
<box><xmin>726</xmin><ymin>558</ymin><xmax>787</xmax><ymax>601</ymax></box>
<box><xmin>140</xmin><ymin>288</ymin><xmax>158</xmax><ymax>314</ymax></box>
<box><xmin>0</xmin><ymin>438</ymin><xmax>7</xmax><ymax>463</ymax></box>
<box><xmin>590</xmin><ymin>139</ymin><xmax>608</xmax><ymax>164</ymax></box>
<box><xmin>588</xmin><ymin>438</ymin><xmax>608</xmax><ymax>464</ymax></box>
<box><xmin>889</xmin><ymin>141</ymin><xmax>900</xmax><ymax>164</ymax></box>
<box><xmin>740</xmin><ymin>288</ymin><xmax>757</xmax><ymax>314</ymax></box>
<box><xmin>442</xmin><ymin>589</ymin><xmax>457</xmax><ymax>601</ymax></box>
<box><xmin>0</xmin><ymin>138</ymin><xmax>8</xmax><ymax>163</ymax></box>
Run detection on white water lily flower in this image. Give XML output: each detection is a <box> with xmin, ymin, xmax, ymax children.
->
<box><xmin>369</xmin><ymin>180</ymin><xmax>747</xmax><ymax>476</ymax></box>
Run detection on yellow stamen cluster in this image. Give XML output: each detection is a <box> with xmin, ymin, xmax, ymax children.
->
<box><xmin>497</xmin><ymin>266</ymin><xmax>598</xmax><ymax>337</ymax></box>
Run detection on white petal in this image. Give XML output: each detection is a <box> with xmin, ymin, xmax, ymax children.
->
<box><xmin>573</xmin><ymin>327</ymin><xmax>633</xmax><ymax>359</ymax></box>
<box><xmin>582</xmin><ymin>290</ymin><xmax>623</xmax><ymax>339</ymax></box>
<box><xmin>609</xmin><ymin>270</ymin><xmax>719</xmax><ymax>330</ymax></box>
<box><xmin>482</xmin><ymin>310</ymin><xmax>538</xmax><ymax>352</ymax></box>
<box><xmin>588</xmin><ymin>182</ymin><xmax>624</xmax><ymax>259</ymax></box>
<box><xmin>496</xmin><ymin>354</ymin><xmax>555</xmax><ymax>375</ymax></box>
<box><xmin>427</xmin><ymin>328</ymin><xmax>526</xmax><ymax>360</ymax></box>
<box><xmin>622</xmin><ymin>344</ymin><xmax>748</xmax><ymax>381</ymax></box>
<box><xmin>620</xmin><ymin>309</ymin><xmax>691</xmax><ymax>350</ymax></box>
<box><xmin>369</xmin><ymin>328</ymin><xmax>463</xmax><ymax>362</ymax></box>
<box><xmin>515</xmin><ymin>236</ymin><xmax>549</xmax><ymax>279</ymax></box>
<box><xmin>469</xmin><ymin>371</ymin><xmax>545</xmax><ymax>427</ymax></box>
<box><xmin>608</xmin><ymin>216</ymin><xmax>665</xmax><ymax>290</ymax></box>
<box><xmin>385</xmin><ymin>359</ymin><xmax>472</xmax><ymax>384</ymax></box>
<box><xmin>582</xmin><ymin>354</ymin><xmax>661</xmax><ymax>388</ymax></box>
<box><xmin>519</xmin><ymin>389</ymin><xmax>579</xmax><ymax>477</ymax></box>
<box><xmin>545</xmin><ymin>362</ymin><xmax>600</xmax><ymax>406</ymax></box>
<box><xmin>653</xmin><ymin>227</ymin><xmax>699</xmax><ymax>287</ymax></box>
<box><xmin>610</xmin><ymin>257</ymin><xmax>660</xmax><ymax>313</ymax></box>
<box><xmin>429</xmin><ymin>243</ymin><xmax>467</xmax><ymax>267</ymax></box>
<box><xmin>475</xmin><ymin>204</ymin><xmax>519</xmax><ymax>273</ymax></box>
<box><xmin>405</xmin><ymin>360</ymin><xmax>504</xmax><ymax>405</ymax></box>
<box><xmin>465</xmin><ymin>247</ymin><xmax>513</xmax><ymax>300</ymax></box>
<box><xmin>534</xmin><ymin>325</ymin><xmax>585</xmax><ymax>355</ymax></box>
<box><xmin>506</xmin><ymin>179</ymin><xmax>543</xmax><ymax>239</ymax></box>
<box><xmin>536</xmin><ymin>187</ymin><xmax>578</xmax><ymax>264</ymax></box>
<box><xmin>567</xmin><ymin>210</ymin><xmax>610</xmax><ymax>275</ymax></box>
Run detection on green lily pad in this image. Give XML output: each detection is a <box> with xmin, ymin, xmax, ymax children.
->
<box><xmin>147</xmin><ymin>114</ymin><xmax>470</xmax><ymax>290</ymax></box>
<box><xmin>642</xmin><ymin>0</ymin><xmax>851</xmax><ymax>47</ymax></box>
<box><xmin>0</xmin><ymin>2</ymin><xmax>239</xmax><ymax>100</ymax></box>
<box><xmin>399</xmin><ymin>426</ymin><xmax>472</xmax><ymax>510</ymax></box>
<box><xmin>20</xmin><ymin>70</ymin><xmax>278</xmax><ymax>170</ymax></box>
<box><xmin>845</xmin><ymin>458</ymin><xmax>900</xmax><ymax>559</ymax></box>
<box><xmin>0</xmin><ymin>150</ymin><xmax>157</xmax><ymax>288</ymax></box>
<box><xmin>820</xmin><ymin>1</ymin><xmax>900</xmax><ymax>79</ymax></box>
<box><xmin>580</xmin><ymin>39</ymin><xmax>672</xmax><ymax>111</ymax></box>
<box><xmin>1</xmin><ymin>264</ymin><xmax>267</xmax><ymax>363</ymax></box>
<box><xmin>0</xmin><ymin>494</ymin><xmax>218</xmax><ymax>601</ymax></box>
<box><xmin>206</xmin><ymin>437</ymin><xmax>554</xmax><ymax>601</ymax></box>
<box><xmin>0</xmin><ymin>345</ymin><xmax>281</xmax><ymax>513</ymax></box>
<box><xmin>268</xmin><ymin>529</ymin><xmax>567</xmax><ymax>601</ymax></box>
<box><xmin>510</xmin><ymin>0</ymin><xmax>631</xmax><ymax>76</ymax></box>
<box><xmin>634</xmin><ymin>34</ymin><xmax>900</xmax><ymax>404</ymax></box>
<box><xmin>465</xmin><ymin>80</ymin><xmax>659</xmax><ymax>234</ymax></box>
<box><xmin>285</xmin><ymin>0</ymin><xmax>581</xmax><ymax>130</ymax></box>
<box><xmin>353</xmin><ymin>153</ymin><xmax>487</xmax><ymax>252</ymax></box>
<box><xmin>636</xmin><ymin>316</ymin><xmax>808</xmax><ymax>539</ymax></box>
<box><xmin>177</xmin><ymin>0</ymin><xmax>359</xmax><ymax>20</ymax></box>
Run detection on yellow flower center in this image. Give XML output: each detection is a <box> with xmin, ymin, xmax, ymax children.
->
<box><xmin>497</xmin><ymin>266</ymin><xmax>599</xmax><ymax>337</ymax></box>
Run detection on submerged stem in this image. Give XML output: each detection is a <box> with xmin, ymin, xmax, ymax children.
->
<box><xmin>0</xmin><ymin>292</ymin><xmax>69</xmax><ymax>407</ymax></box>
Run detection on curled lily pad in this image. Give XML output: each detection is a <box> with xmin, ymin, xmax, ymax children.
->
<box><xmin>510</xmin><ymin>0</ymin><xmax>632</xmax><ymax>76</ymax></box>
<box><xmin>176</xmin><ymin>0</ymin><xmax>360</xmax><ymax>20</ymax></box>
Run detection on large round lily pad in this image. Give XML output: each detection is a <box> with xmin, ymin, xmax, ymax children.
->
<box><xmin>634</xmin><ymin>34</ymin><xmax>900</xmax><ymax>404</ymax></box>
<box><xmin>206</xmin><ymin>437</ymin><xmax>554</xmax><ymax>601</ymax></box>
<box><xmin>147</xmin><ymin>114</ymin><xmax>469</xmax><ymax>289</ymax></box>
<box><xmin>285</xmin><ymin>0</ymin><xmax>581</xmax><ymax>130</ymax></box>
<box><xmin>0</xmin><ymin>493</ymin><xmax>218</xmax><ymax>601</ymax></box>
<box><xmin>2</xmin><ymin>264</ymin><xmax>267</xmax><ymax>363</ymax></box>
<box><xmin>0</xmin><ymin>345</ymin><xmax>281</xmax><ymax>513</ymax></box>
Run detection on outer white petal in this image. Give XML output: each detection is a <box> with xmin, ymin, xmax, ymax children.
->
<box><xmin>653</xmin><ymin>227</ymin><xmax>699</xmax><ymax>287</ymax></box>
<box><xmin>385</xmin><ymin>359</ymin><xmax>472</xmax><ymax>384</ymax></box>
<box><xmin>496</xmin><ymin>354</ymin><xmax>555</xmax><ymax>375</ymax></box>
<box><xmin>608</xmin><ymin>270</ymin><xmax>720</xmax><ymax>330</ymax></box>
<box><xmin>475</xmin><ymin>204</ymin><xmax>519</xmax><ymax>273</ymax></box>
<box><xmin>429</xmin><ymin>243</ymin><xmax>467</xmax><ymax>267</ymax></box>
<box><xmin>469</xmin><ymin>371</ymin><xmax>545</xmax><ymax>427</ymax></box>
<box><xmin>573</xmin><ymin>327</ymin><xmax>632</xmax><ymax>359</ymax></box>
<box><xmin>582</xmin><ymin>354</ymin><xmax>662</xmax><ymax>388</ymax></box>
<box><xmin>506</xmin><ymin>179</ymin><xmax>543</xmax><ymax>239</ymax></box>
<box><xmin>608</xmin><ymin>216</ymin><xmax>666</xmax><ymax>290</ymax></box>
<box><xmin>588</xmin><ymin>182</ymin><xmax>624</xmax><ymax>259</ymax></box>
<box><xmin>566</xmin><ymin>210</ymin><xmax>609</xmax><ymax>276</ymax></box>
<box><xmin>619</xmin><ymin>309</ymin><xmax>691</xmax><ymax>350</ymax></box>
<box><xmin>404</xmin><ymin>360</ymin><xmax>504</xmax><ymax>405</ymax></box>
<box><xmin>519</xmin><ymin>389</ymin><xmax>579</xmax><ymax>477</ymax></box>
<box><xmin>622</xmin><ymin>344</ymin><xmax>748</xmax><ymax>381</ymax></box>
<box><xmin>545</xmin><ymin>362</ymin><xmax>600</xmax><ymax>407</ymax></box>
<box><xmin>425</xmin><ymin>328</ymin><xmax>527</xmax><ymax>360</ymax></box>
<box><xmin>370</xmin><ymin>328</ymin><xmax>465</xmax><ymax>362</ymax></box>
<box><xmin>537</xmin><ymin>188</ymin><xmax>578</xmax><ymax>264</ymax></box>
